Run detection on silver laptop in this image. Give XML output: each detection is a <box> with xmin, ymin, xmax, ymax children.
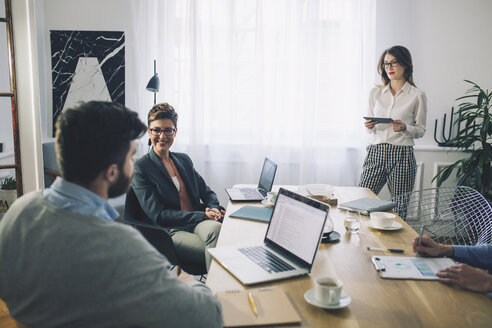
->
<box><xmin>225</xmin><ymin>157</ymin><xmax>277</xmax><ymax>202</ymax></box>
<box><xmin>208</xmin><ymin>188</ymin><xmax>329</xmax><ymax>285</ymax></box>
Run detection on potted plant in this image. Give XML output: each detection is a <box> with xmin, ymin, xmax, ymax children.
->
<box><xmin>0</xmin><ymin>176</ymin><xmax>17</xmax><ymax>208</ymax></box>
<box><xmin>433</xmin><ymin>80</ymin><xmax>492</xmax><ymax>202</ymax></box>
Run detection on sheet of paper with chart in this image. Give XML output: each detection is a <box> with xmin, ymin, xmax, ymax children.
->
<box><xmin>371</xmin><ymin>256</ymin><xmax>455</xmax><ymax>280</ymax></box>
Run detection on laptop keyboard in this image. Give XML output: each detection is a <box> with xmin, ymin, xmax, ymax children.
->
<box><xmin>239</xmin><ymin>246</ymin><xmax>295</xmax><ymax>274</ymax></box>
<box><xmin>240</xmin><ymin>188</ymin><xmax>264</xmax><ymax>199</ymax></box>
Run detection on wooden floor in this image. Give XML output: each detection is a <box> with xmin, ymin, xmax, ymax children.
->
<box><xmin>0</xmin><ymin>299</ymin><xmax>17</xmax><ymax>328</ymax></box>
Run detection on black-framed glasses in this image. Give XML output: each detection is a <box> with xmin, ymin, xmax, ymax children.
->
<box><xmin>149</xmin><ymin>127</ymin><xmax>176</xmax><ymax>136</ymax></box>
<box><xmin>383</xmin><ymin>60</ymin><xmax>399</xmax><ymax>69</ymax></box>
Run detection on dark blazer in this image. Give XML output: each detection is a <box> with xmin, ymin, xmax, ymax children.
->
<box><xmin>132</xmin><ymin>149</ymin><xmax>221</xmax><ymax>230</ymax></box>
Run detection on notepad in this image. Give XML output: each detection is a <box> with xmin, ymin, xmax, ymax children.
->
<box><xmin>371</xmin><ymin>256</ymin><xmax>455</xmax><ymax>280</ymax></box>
<box><xmin>338</xmin><ymin>198</ymin><xmax>396</xmax><ymax>216</ymax></box>
<box><xmin>217</xmin><ymin>288</ymin><xmax>301</xmax><ymax>327</ymax></box>
<box><xmin>229</xmin><ymin>206</ymin><xmax>273</xmax><ymax>223</ymax></box>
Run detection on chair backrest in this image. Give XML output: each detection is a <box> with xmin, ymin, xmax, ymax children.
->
<box><xmin>124</xmin><ymin>187</ymin><xmax>207</xmax><ymax>275</ymax></box>
<box><xmin>390</xmin><ymin>186</ymin><xmax>492</xmax><ymax>246</ymax></box>
<box><xmin>42</xmin><ymin>141</ymin><xmax>60</xmax><ymax>187</ymax></box>
<box><xmin>124</xmin><ymin>187</ymin><xmax>179</xmax><ymax>264</ymax></box>
<box><xmin>124</xmin><ymin>187</ymin><xmax>163</xmax><ymax>229</ymax></box>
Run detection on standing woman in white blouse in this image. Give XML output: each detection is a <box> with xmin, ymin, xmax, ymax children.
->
<box><xmin>359</xmin><ymin>45</ymin><xmax>427</xmax><ymax>208</ymax></box>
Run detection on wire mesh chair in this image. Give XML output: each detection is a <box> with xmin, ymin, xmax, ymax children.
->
<box><xmin>389</xmin><ymin>186</ymin><xmax>492</xmax><ymax>246</ymax></box>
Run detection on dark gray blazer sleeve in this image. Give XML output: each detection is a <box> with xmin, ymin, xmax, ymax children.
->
<box><xmin>132</xmin><ymin>151</ymin><xmax>221</xmax><ymax>228</ymax></box>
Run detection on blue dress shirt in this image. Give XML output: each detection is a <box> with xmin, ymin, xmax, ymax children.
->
<box><xmin>453</xmin><ymin>244</ymin><xmax>492</xmax><ymax>298</ymax></box>
<box><xmin>43</xmin><ymin>177</ymin><xmax>119</xmax><ymax>222</ymax></box>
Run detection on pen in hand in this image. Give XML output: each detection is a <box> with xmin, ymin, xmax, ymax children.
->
<box><xmin>248</xmin><ymin>291</ymin><xmax>258</xmax><ymax>316</ymax></box>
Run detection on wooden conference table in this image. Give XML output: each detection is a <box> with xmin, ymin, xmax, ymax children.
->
<box><xmin>206</xmin><ymin>186</ymin><xmax>492</xmax><ymax>327</ymax></box>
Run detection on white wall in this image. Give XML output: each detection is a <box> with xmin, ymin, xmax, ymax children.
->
<box><xmin>34</xmin><ymin>0</ymin><xmax>492</xmax><ymax>145</ymax></box>
<box><xmin>35</xmin><ymin>0</ymin><xmax>133</xmax><ymax>139</ymax></box>
<box><xmin>0</xmin><ymin>22</ymin><xmax>13</xmax><ymax>156</ymax></box>
<box><xmin>374</xmin><ymin>0</ymin><xmax>492</xmax><ymax>198</ymax></box>
<box><xmin>376</xmin><ymin>0</ymin><xmax>492</xmax><ymax>147</ymax></box>
<box><xmin>11</xmin><ymin>0</ymin><xmax>44</xmax><ymax>193</ymax></box>
<box><xmin>19</xmin><ymin>0</ymin><xmax>491</xmax><ymax>196</ymax></box>
<box><xmin>34</xmin><ymin>0</ymin><xmax>492</xmax><ymax>144</ymax></box>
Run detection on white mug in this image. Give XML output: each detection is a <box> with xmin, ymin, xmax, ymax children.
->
<box><xmin>314</xmin><ymin>277</ymin><xmax>343</xmax><ymax>305</ymax></box>
<box><xmin>266</xmin><ymin>191</ymin><xmax>277</xmax><ymax>205</ymax></box>
<box><xmin>370</xmin><ymin>212</ymin><xmax>396</xmax><ymax>228</ymax></box>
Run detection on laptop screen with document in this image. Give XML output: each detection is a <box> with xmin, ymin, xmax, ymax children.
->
<box><xmin>264</xmin><ymin>189</ymin><xmax>328</xmax><ymax>268</ymax></box>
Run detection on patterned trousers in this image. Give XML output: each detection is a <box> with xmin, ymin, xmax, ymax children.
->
<box><xmin>359</xmin><ymin>143</ymin><xmax>416</xmax><ymax>199</ymax></box>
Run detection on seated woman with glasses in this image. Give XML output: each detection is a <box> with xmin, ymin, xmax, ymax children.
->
<box><xmin>132</xmin><ymin>103</ymin><xmax>224</xmax><ymax>271</ymax></box>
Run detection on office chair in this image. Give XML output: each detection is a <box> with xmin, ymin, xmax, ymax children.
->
<box><xmin>42</xmin><ymin>141</ymin><xmax>61</xmax><ymax>187</ymax></box>
<box><xmin>389</xmin><ymin>186</ymin><xmax>492</xmax><ymax>245</ymax></box>
<box><xmin>123</xmin><ymin>187</ymin><xmax>207</xmax><ymax>275</ymax></box>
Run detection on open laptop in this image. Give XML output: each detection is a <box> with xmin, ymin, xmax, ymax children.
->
<box><xmin>225</xmin><ymin>157</ymin><xmax>277</xmax><ymax>202</ymax></box>
<box><xmin>208</xmin><ymin>188</ymin><xmax>329</xmax><ymax>285</ymax></box>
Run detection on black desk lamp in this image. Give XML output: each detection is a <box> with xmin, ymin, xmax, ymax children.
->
<box><xmin>146</xmin><ymin>59</ymin><xmax>160</xmax><ymax>105</ymax></box>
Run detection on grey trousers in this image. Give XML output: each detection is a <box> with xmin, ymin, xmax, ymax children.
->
<box><xmin>169</xmin><ymin>220</ymin><xmax>222</xmax><ymax>272</ymax></box>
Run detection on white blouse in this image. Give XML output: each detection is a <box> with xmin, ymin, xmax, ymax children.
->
<box><xmin>366</xmin><ymin>81</ymin><xmax>427</xmax><ymax>146</ymax></box>
<box><xmin>171</xmin><ymin>176</ymin><xmax>181</xmax><ymax>192</ymax></box>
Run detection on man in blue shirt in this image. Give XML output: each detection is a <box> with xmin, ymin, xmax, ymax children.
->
<box><xmin>414</xmin><ymin>235</ymin><xmax>492</xmax><ymax>297</ymax></box>
<box><xmin>0</xmin><ymin>101</ymin><xmax>223</xmax><ymax>327</ymax></box>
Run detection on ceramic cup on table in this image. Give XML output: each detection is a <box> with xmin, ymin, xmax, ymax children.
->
<box><xmin>265</xmin><ymin>191</ymin><xmax>278</xmax><ymax>206</ymax></box>
<box><xmin>370</xmin><ymin>212</ymin><xmax>396</xmax><ymax>229</ymax></box>
<box><xmin>305</xmin><ymin>184</ymin><xmax>335</xmax><ymax>204</ymax></box>
<box><xmin>314</xmin><ymin>277</ymin><xmax>343</xmax><ymax>305</ymax></box>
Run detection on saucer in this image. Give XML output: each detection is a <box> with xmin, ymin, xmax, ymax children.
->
<box><xmin>366</xmin><ymin>220</ymin><xmax>402</xmax><ymax>231</ymax></box>
<box><xmin>304</xmin><ymin>289</ymin><xmax>351</xmax><ymax>309</ymax></box>
<box><xmin>322</xmin><ymin>231</ymin><xmax>340</xmax><ymax>243</ymax></box>
<box><xmin>261</xmin><ymin>199</ymin><xmax>275</xmax><ymax>208</ymax></box>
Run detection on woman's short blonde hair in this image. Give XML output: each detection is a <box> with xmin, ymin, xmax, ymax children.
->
<box><xmin>147</xmin><ymin>103</ymin><xmax>178</xmax><ymax>127</ymax></box>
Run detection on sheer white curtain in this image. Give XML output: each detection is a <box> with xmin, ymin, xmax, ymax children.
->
<box><xmin>128</xmin><ymin>0</ymin><xmax>376</xmax><ymax>205</ymax></box>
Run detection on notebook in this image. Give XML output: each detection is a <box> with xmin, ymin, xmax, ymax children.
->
<box><xmin>217</xmin><ymin>288</ymin><xmax>301</xmax><ymax>327</ymax></box>
<box><xmin>208</xmin><ymin>188</ymin><xmax>329</xmax><ymax>285</ymax></box>
<box><xmin>229</xmin><ymin>206</ymin><xmax>273</xmax><ymax>223</ymax></box>
<box><xmin>225</xmin><ymin>158</ymin><xmax>277</xmax><ymax>202</ymax></box>
<box><xmin>338</xmin><ymin>198</ymin><xmax>397</xmax><ymax>216</ymax></box>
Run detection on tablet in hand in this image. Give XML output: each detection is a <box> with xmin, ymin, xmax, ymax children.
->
<box><xmin>363</xmin><ymin>116</ymin><xmax>394</xmax><ymax>124</ymax></box>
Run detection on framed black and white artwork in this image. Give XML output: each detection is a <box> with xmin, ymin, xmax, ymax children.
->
<box><xmin>50</xmin><ymin>30</ymin><xmax>125</xmax><ymax>136</ymax></box>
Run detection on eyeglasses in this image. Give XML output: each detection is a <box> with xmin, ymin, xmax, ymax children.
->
<box><xmin>383</xmin><ymin>60</ymin><xmax>399</xmax><ymax>69</ymax></box>
<box><xmin>149</xmin><ymin>128</ymin><xmax>176</xmax><ymax>136</ymax></box>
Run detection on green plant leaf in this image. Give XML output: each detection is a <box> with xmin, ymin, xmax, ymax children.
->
<box><xmin>437</xmin><ymin>80</ymin><xmax>492</xmax><ymax>202</ymax></box>
<box><xmin>433</xmin><ymin>161</ymin><xmax>461</xmax><ymax>185</ymax></box>
<box><xmin>0</xmin><ymin>177</ymin><xmax>16</xmax><ymax>190</ymax></box>
<box><xmin>458</xmin><ymin>106</ymin><xmax>480</xmax><ymax>114</ymax></box>
<box><xmin>477</xmin><ymin>92</ymin><xmax>484</xmax><ymax>107</ymax></box>
<box><xmin>456</xmin><ymin>95</ymin><xmax>478</xmax><ymax>102</ymax></box>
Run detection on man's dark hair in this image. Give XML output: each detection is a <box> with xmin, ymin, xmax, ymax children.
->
<box><xmin>55</xmin><ymin>101</ymin><xmax>147</xmax><ymax>184</ymax></box>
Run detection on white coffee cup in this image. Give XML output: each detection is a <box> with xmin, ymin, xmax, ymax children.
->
<box><xmin>314</xmin><ymin>277</ymin><xmax>343</xmax><ymax>305</ymax></box>
<box><xmin>370</xmin><ymin>212</ymin><xmax>396</xmax><ymax>228</ymax></box>
<box><xmin>266</xmin><ymin>191</ymin><xmax>277</xmax><ymax>205</ymax></box>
